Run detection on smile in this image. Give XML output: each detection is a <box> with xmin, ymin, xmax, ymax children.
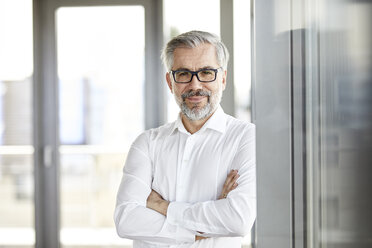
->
<box><xmin>186</xmin><ymin>96</ymin><xmax>207</xmax><ymax>103</ymax></box>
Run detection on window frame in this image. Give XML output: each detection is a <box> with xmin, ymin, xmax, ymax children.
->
<box><xmin>33</xmin><ymin>0</ymin><xmax>164</xmax><ymax>247</ymax></box>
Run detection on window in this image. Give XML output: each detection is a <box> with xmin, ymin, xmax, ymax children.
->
<box><xmin>0</xmin><ymin>0</ymin><xmax>35</xmax><ymax>247</ymax></box>
<box><xmin>56</xmin><ymin>6</ymin><xmax>145</xmax><ymax>247</ymax></box>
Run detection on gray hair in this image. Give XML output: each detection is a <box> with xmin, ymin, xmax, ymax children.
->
<box><xmin>161</xmin><ymin>30</ymin><xmax>230</xmax><ymax>71</ymax></box>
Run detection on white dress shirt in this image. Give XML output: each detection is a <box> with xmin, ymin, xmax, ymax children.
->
<box><xmin>114</xmin><ymin>106</ymin><xmax>256</xmax><ymax>248</ymax></box>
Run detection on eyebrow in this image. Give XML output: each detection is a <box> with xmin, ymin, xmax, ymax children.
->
<box><xmin>173</xmin><ymin>66</ymin><xmax>216</xmax><ymax>71</ymax></box>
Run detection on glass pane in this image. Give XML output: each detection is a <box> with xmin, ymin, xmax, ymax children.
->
<box><xmin>56</xmin><ymin>6</ymin><xmax>145</xmax><ymax>247</ymax></box>
<box><xmin>306</xmin><ymin>1</ymin><xmax>372</xmax><ymax>247</ymax></box>
<box><xmin>234</xmin><ymin>0</ymin><xmax>252</xmax><ymax>123</ymax></box>
<box><xmin>234</xmin><ymin>1</ymin><xmax>252</xmax><ymax>246</ymax></box>
<box><xmin>0</xmin><ymin>0</ymin><xmax>35</xmax><ymax>247</ymax></box>
<box><xmin>163</xmin><ymin>0</ymin><xmax>220</xmax><ymax>121</ymax></box>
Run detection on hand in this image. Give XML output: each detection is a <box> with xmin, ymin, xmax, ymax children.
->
<box><xmin>195</xmin><ymin>235</ymin><xmax>208</xmax><ymax>241</ymax></box>
<box><xmin>146</xmin><ymin>189</ymin><xmax>169</xmax><ymax>216</ymax></box>
<box><xmin>147</xmin><ymin>192</ymin><xmax>209</xmax><ymax>241</ymax></box>
<box><xmin>218</xmin><ymin>169</ymin><xmax>239</xmax><ymax>200</ymax></box>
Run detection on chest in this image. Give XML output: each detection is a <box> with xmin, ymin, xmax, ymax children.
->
<box><xmin>151</xmin><ymin>132</ymin><xmax>238</xmax><ymax>202</ymax></box>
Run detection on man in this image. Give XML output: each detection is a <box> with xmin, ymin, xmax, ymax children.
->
<box><xmin>114</xmin><ymin>30</ymin><xmax>256</xmax><ymax>247</ymax></box>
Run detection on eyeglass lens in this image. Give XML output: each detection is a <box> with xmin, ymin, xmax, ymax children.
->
<box><xmin>174</xmin><ymin>69</ymin><xmax>216</xmax><ymax>83</ymax></box>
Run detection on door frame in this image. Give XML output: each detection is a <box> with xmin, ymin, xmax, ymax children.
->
<box><xmin>33</xmin><ymin>0</ymin><xmax>164</xmax><ymax>247</ymax></box>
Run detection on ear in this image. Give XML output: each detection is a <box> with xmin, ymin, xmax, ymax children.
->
<box><xmin>221</xmin><ymin>70</ymin><xmax>227</xmax><ymax>91</ymax></box>
<box><xmin>166</xmin><ymin>72</ymin><xmax>173</xmax><ymax>93</ymax></box>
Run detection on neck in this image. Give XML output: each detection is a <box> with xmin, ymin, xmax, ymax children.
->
<box><xmin>181</xmin><ymin>110</ymin><xmax>216</xmax><ymax>134</ymax></box>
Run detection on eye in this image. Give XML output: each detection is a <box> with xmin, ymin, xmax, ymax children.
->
<box><xmin>175</xmin><ymin>70</ymin><xmax>191</xmax><ymax>77</ymax></box>
<box><xmin>178</xmin><ymin>71</ymin><xmax>190</xmax><ymax>76</ymax></box>
<box><xmin>201</xmin><ymin>69</ymin><xmax>213</xmax><ymax>75</ymax></box>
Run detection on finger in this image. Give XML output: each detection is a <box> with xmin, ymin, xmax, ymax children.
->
<box><xmin>219</xmin><ymin>170</ymin><xmax>240</xmax><ymax>199</ymax></box>
<box><xmin>224</xmin><ymin>170</ymin><xmax>237</xmax><ymax>187</ymax></box>
<box><xmin>232</xmin><ymin>173</ymin><xmax>240</xmax><ymax>184</ymax></box>
<box><xmin>196</xmin><ymin>235</ymin><xmax>208</xmax><ymax>241</ymax></box>
<box><xmin>220</xmin><ymin>182</ymin><xmax>238</xmax><ymax>199</ymax></box>
<box><xmin>224</xmin><ymin>174</ymin><xmax>240</xmax><ymax>194</ymax></box>
<box><xmin>226</xmin><ymin>172</ymin><xmax>240</xmax><ymax>190</ymax></box>
<box><xmin>232</xmin><ymin>182</ymin><xmax>238</xmax><ymax>190</ymax></box>
<box><xmin>223</xmin><ymin>170</ymin><xmax>234</xmax><ymax>186</ymax></box>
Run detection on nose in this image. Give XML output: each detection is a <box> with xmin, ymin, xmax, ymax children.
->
<box><xmin>188</xmin><ymin>74</ymin><xmax>203</xmax><ymax>91</ymax></box>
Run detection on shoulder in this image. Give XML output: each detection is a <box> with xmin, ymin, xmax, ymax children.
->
<box><xmin>132</xmin><ymin>122</ymin><xmax>175</xmax><ymax>148</ymax></box>
<box><xmin>224</xmin><ymin>117</ymin><xmax>256</xmax><ymax>166</ymax></box>
<box><xmin>225</xmin><ymin>115</ymin><xmax>255</xmax><ymax>138</ymax></box>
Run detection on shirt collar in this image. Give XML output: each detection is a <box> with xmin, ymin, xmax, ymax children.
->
<box><xmin>170</xmin><ymin>114</ymin><xmax>188</xmax><ymax>135</ymax></box>
<box><xmin>169</xmin><ymin>105</ymin><xmax>227</xmax><ymax>135</ymax></box>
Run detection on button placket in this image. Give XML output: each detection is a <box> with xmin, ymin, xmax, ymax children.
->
<box><xmin>177</xmin><ymin>135</ymin><xmax>195</xmax><ymax>201</ymax></box>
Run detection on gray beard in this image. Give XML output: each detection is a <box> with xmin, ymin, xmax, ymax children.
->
<box><xmin>181</xmin><ymin>101</ymin><xmax>212</xmax><ymax>121</ymax></box>
<box><xmin>175</xmin><ymin>88</ymin><xmax>222</xmax><ymax>121</ymax></box>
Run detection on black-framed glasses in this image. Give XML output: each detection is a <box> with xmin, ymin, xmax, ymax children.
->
<box><xmin>171</xmin><ymin>67</ymin><xmax>222</xmax><ymax>83</ymax></box>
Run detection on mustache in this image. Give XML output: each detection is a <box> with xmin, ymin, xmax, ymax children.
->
<box><xmin>181</xmin><ymin>90</ymin><xmax>211</xmax><ymax>100</ymax></box>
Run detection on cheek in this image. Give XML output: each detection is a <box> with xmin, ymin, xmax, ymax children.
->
<box><xmin>172</xmin><ymin>87</ymin><xmax>184</xmax><ymax>100</ymax></box>
<box><xmin>175</xmin><ymin>85</ymin><xmax>188</xmax><ymax>95</ymax></box>
<box><xmin>207</xmin><ymin>85</ymin><xmax>219</xmax><ymax>94</ymax></box>
<box><xmin>214</xmin><ymin>81</ymin><xmax>224</xmax><ymax>92</ymax></box>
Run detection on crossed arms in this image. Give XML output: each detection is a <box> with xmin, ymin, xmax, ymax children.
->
<box><xmin>114</xmin><ymin>126</ymin><xmax>256</xmax><ymax>245</ymax></box>
<box><xmin>146</xmin><ymin>169</ymin><xmax>241</xmax><ymax>241</ymax></box>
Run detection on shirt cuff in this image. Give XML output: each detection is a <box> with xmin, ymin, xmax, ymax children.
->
<box><xmin>174</xmin><ymin>224</ymin><xmax>196</xmax><ymax>243</ymax></box>
<box><xmin>167</xmin><ymin>201</ymin><xmax>192</xmax><ymax>227</ymax></box>
<box><xmin>164</xmin><ymin>202</ymin><xmax>195</xmax><ymax>243</ymax></box>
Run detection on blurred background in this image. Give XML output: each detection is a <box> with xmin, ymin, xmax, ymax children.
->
<box><xmin>0</xmin><ymin>0</ymin><xmax>371</xmax><ymax>248</ymax></box>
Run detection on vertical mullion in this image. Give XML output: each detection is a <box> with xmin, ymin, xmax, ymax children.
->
<box><xmin>220</xmin><ymin>0</ymin><xmax>235</xmax><ymax>117</ymax></box>
<box><xmin>144</xmin><ymin>0</ymin><xmax>165</xmax><ymax>129</ymax></box>
<box><xmin>291</xmin><ymin>0</ymin><xmax>307</xmax><ymax>247</ymax></box>
<box><xmin>33</xmin><ymin>0</ymin><xmax>60</xmax><ymax>247</ymax></box>
<box><xmin>291</xmin><ymin>17</ymin><xmax>307</xmax><ymax>248</ymax></box>
<box><xmin>254</xmin><ymin>0</ymin><xmax>292</xmax><ymax>247</ymax></box>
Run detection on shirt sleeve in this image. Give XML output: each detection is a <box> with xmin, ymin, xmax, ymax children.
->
<box><xmin>166</xmin><ymin>125</ymin><xmax>256</xmax><ymax>237</ymax></box>
<box><xmin>114</xmin><ymin>132</ymin><xmax>196</xmax><ymax>245</ymax></box>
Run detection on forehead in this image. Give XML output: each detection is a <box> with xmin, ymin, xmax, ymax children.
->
<box><xmin>172</xmin><ymin>43</ymin><xmax>219</xmax><ymax>70</ymax></box>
